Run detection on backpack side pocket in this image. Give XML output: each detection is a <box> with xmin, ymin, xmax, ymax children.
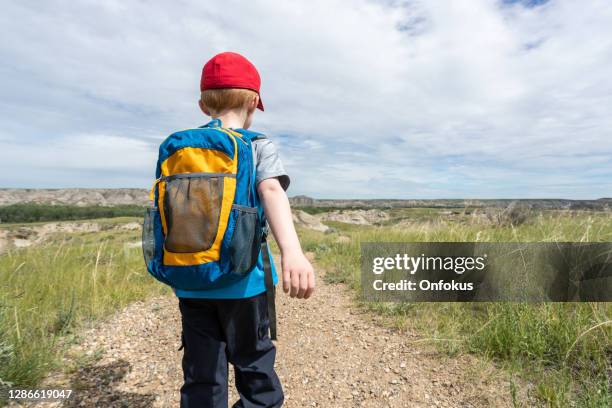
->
<box><xmin>228</xmin><ymin>204</ymin><xmax>262</xmax><ymax>276</ymax></box>
<box><xmin>142</xmin><ymin>206</ymin><xmax>158</xmax><ymax>270</ymax></box>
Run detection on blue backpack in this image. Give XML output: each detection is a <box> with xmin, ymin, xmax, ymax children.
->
<box><xmin>142</xmin><ymin>119</ymin><xmax>277</xmax><ymax>336</ymax></box>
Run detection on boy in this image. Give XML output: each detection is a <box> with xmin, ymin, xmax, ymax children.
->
<box><xmin>177</xmin><ymin>52</ymin><xmax>315</xmax><ymax>408</ymax></box>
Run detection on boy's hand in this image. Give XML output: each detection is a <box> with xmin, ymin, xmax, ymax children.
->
<box><xmin>281</xmin><ymin>250</ymin><xmax>315</xmax><ymax>299</ymax></box>
<box><xmin>257</xmin><ymin>178</ymin><xmax>314</xmax><ymax>299</ymax></box>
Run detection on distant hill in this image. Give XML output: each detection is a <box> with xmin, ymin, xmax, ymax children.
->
<box><xmin>0</xmin><ymin>189</ymin><xmax>610</xmax><ymax>210</ymax></box>
<box><xmin>289</xmin><ymin>196</ymin><xmax>612</xmax><ymax>211</ymax></box>
<box><xmin>0</xmin><ymin>188</ymin><xmax>150</xmax><ymax>207</ymax></box>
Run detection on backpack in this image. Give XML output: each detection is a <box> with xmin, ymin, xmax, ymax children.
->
<box><xmin>142</xmin><ymin>119</ymin><xmax>277</xmax><ymax>338</ymax></box>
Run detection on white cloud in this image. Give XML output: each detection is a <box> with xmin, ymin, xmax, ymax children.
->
<box><xmin>0</xmin><ymin>0</ymin><xmax>611</xmax><ymax>197</ymax></box>
<box><xmin>0</xmin><ymin>133</ymin><xmax>156</xmax><ymax>187</ymax></box>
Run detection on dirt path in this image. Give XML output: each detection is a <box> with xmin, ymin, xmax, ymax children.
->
<box><xmin>34</xmin><ymin>260</ymin><xmax>526</xmax><ymax>407</ymax></box>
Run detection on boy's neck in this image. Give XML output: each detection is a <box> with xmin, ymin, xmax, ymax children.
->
<box><xmin>212</xmin><ymin>109</ymin><xmax>248</xmax><ymax>130</ymax></box>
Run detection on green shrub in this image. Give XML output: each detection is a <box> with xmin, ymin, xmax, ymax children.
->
<box><xmin>0</xmin><ymin>204</ymin><xmax>145</xmax><ymax>224</ymax></box>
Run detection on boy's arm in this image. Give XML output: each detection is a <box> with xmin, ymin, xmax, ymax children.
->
<box><xmin>257</xmin><ymin>178</ymin><xmax>315</xmax><ymax>299</ymax></box>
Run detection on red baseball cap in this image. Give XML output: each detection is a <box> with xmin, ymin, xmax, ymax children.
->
<box><xmin>200</xmin><ymin>52</ymin><xmax>264</xmax><ymax>111</ymax></box>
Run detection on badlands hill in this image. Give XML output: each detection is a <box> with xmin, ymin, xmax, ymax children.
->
<box><xmin>0</xmin><ymin>189</ymin><xmax>610</xmax><ymax>210</ymax></box>
<box><xmin>289</xmin><ymin>195</ymin><xmax>612</xmax><ymax>210</ymax></box>
<box><xmin>0</xmin><ymin>188</ymin><xmax>150</xmax><ymax>207</ymax></box>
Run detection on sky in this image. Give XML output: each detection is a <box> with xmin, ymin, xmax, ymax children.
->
<box><xmin>1</xmin><ymin>0</ymin><xmax>611</xmax><ymax>199</ymax></box>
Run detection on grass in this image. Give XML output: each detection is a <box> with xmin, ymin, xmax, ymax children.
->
<box><xmin>0</xmin><ymin>219</ymin><xmax>169</xmax><ymax>400</ymax></box>
<box><xmin>299</xmin><ymin>209</ymin><xmax>612</xmax><ymax>407</ymax></box>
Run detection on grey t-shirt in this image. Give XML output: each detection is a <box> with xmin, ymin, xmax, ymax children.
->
<box><xmin>252</xmin><ymin>138</ymin><xmax>290</xmax><ymax>191</ymax></box>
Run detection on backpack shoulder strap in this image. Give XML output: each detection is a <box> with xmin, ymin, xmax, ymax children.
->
<box><xmin>260</xmin><ymin>231</ymin><xmax>277</xmax><ymax>340</ymax></box>
<box><xmin>251</xmin><ymin>134</ymin><xmax>267</xmax><ymax>141</ymax></box>
<box><xmin>233</xmin><ymin>128</ymin><xmax>275</xmax><ymax>339</ymax></box>
<box><xmin>233</xmin><ymin>128</ymin><xmax>267</xmax><ymax>142</ymax></box>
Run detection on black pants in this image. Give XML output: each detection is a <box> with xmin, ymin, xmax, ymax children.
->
<box><xmin>178</xmin><ymin>293</ymin><xmax>283</xmax><ymax>408</ymax></box>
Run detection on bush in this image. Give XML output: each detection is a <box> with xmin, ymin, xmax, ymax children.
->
<box><xmin>485</xmin><ymin>201</ymin><xmax>533</xmax><ymax>227</ymax></box>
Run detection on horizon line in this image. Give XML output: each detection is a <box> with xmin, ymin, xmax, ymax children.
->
<box><xmin>0</xmin><ymin>187</ymin><xmax>610</xmax><ymax>202</ymax></box>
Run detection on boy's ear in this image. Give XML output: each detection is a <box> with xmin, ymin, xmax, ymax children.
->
<box><xmin>247</xmin><ymin>94</ymin><xmax>258</xmax><ymax>113</ymax></box>
<box><xmin>198</xmin><ymin>99</ymin><xmax>211</xmax><ymax>116</ymax></box>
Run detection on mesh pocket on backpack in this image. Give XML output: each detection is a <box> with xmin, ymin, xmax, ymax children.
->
<box><xmin>163</xmin><ymin>174</ymin><xmax>225</xmax><ymax>253</ymax></box>
<box><xmin>228</xmin><ymin>205</ymin><xmax>262</xmax><ymax>275</ymax></box>
<box><xmin>142</xmin><ymin>207</ymin><xmax>157</xmax><ymax>267</ymax></box>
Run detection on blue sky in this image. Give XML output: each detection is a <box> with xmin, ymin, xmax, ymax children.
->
<box><xmin>1</xmin><ymin>0</ymin><xmax>611</xmax><ymax>199</ymax></box>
